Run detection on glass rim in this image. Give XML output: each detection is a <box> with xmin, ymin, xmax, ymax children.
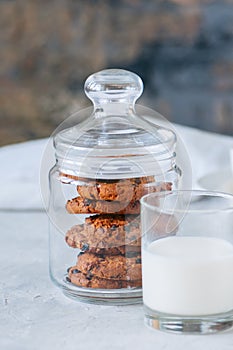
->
<box><xmin>140</xmin><ymin>190</ymin><xmax>233</xmax><ymax>214</ymax></box>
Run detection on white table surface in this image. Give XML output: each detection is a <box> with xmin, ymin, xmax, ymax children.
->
<box><xmin>1</xmin><ymin>124</ymin><xmax>233</xmax><ymax>350</ymax></box>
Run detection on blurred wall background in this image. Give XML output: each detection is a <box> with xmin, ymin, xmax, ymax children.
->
<box><xmin>0</xmin><ymin>0</ymin><xmax>233</xmax><ymax>146</ymax></box>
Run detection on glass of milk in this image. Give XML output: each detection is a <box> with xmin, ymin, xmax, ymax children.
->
<box><xmin>141</xmin><ymin>190</ymin><xmax>233</xmax><ymax>334</ymax></box>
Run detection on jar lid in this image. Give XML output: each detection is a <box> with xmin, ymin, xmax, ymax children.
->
<box><xmin>54</xmin><ymin>69</ymin><xmax>176</xmax><ymax>179</ymax></box>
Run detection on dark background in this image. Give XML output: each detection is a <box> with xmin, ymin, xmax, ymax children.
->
<box><xmin>1</xmin><ymin>0</ymin><xmax>233</xmax><ymax>146</ymax></box>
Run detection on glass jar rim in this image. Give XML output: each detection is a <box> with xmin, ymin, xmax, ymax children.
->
<box><xmin>140</xmin><ymin>190</ymin><xmax>233</xmax><ymax>214</ymax></box>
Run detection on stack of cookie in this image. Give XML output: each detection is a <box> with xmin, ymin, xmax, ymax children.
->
<box><xmin>64</xmin><ymin>176</ymin><xmax>172</xmax><ymax>289</ymax></box>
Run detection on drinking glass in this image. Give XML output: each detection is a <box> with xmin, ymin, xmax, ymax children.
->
<box><xmin>141</xmin><ymin>190</ymin><xmax>233</xmax><ymax>334</ymax></box>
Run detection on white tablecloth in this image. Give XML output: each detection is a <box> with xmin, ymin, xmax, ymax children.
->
<box><xmin>1</xmin><ymin>124</ymin><xmax>233</xmax><ymax>350</ymax></box>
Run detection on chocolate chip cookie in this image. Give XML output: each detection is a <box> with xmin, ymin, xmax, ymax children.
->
<box><xmin>77</xmin><ymin>176</ymin><xmax>155</xmax><ymax>202</ymax></box>
<box><xmin>66</xmin><ymin>196</ymin><xmax>140</xmax><ymax>215</ymax></box>
<box><xmin>65</xmin><ymin>221</ymin><xmax>141</xmax><ymax>253</ymax></box>
<box><xmin>65</xmin><ymin>226</ymin><xmax>141</xmax><ymax>256</ymax></box>
<box><xmin>76</xmin><ymin>252</ymin><xmax>142</xmax><ymax>281</ymax></box>
<box><xmin>85</xmin><ymin>214</ymin><xmax>141</xmax><ymax>248</ymax></box>
<box><xmin>67</xmin><ymin>267</ymin><xmax>142</xmax><ymax>289</ymax></box>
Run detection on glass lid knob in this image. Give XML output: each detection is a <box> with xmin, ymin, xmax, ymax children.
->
<box><xmin>84</xmin><ymin>68</ymin><xmax>143</xmax><ymax>105</ymax></box>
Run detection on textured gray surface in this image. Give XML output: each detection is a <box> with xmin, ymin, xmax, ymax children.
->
<box><xmin>1</xmin><ymin>209</ymin><xmax>233</xmax><ymax>349</ymax></box>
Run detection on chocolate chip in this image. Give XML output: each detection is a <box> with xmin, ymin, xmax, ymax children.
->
<box><xmin>98</xmin><ymin>254</ymin><xmax>105</xmax><ymax>259</ymax></box>
<box><xmin>81</xmin><ymin>243</ymin><xmax>89</xmax><ymax>251</ymax></box>
<box><xmin>86</xmin><ymin>272</ymin><xmax>93</xmax><ymax>280</ymax></box>
<box><xmin>78</xmin><ymin>251</ymin><xmax>85</xmax><ymax>256</ymax></box>
<box><xmin>67</xmin><ymin>267</ymin><xmax>72</xmax><ymax>273</ymax></box>
<box><xmin>125</xmin><ymin>251</ymin><xmax>138</xmax><ymax>258</ymax></box>
<box><xmin>111</xmin><ymin>225</ymin><xmax>118</xmax><ymax>230</ymax></box>
<box><xmin>136</xmin><ymin>258</ymin><xmax>141</xmax><ymax>264</ymax></box>
<box><xmin>135</xmin><ymin>178</ymin><xmax>141</xmax><ymax>184</ymax></box>
<box><xmin>66</xmin><ymin>277</ymin><xmax>71</xmax><ymax>283</ymax></box>
<box><xmin>84</xmin><ymin>198</ymin><xmax>92</xmax><ymax>205</ymax></box>
<box><xmin>71</xmin><ymin>269</ymin><xmax>80</xmax><ymax>274</ymax></box>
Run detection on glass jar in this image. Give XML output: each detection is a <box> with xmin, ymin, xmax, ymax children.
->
<box><xmin>48</xmin><ymin>69</ymin><xmax>182</xmax><ymax>305</ymax></box>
